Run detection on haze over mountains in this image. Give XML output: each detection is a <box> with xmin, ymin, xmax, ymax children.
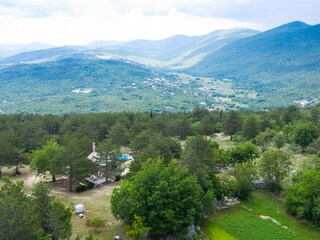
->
<box><xmin>0</xmin><ymin>21</ymin><xmax>319</xmax><ymax>114</ymax></box>
<box><xmin>0</xmin><ymin>43</ymin><xmax>52</xmax><ymax>59</ymax></box>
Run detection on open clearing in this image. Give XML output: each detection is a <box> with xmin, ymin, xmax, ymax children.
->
<box><xmin>52</xmin><ymin>182</ymin><xmax>125</xmax><ymax>240</ymax></box>
<box><xmin>204</xmin><ymin>191</ymin><xmax>320</xmax><ymax>240</ymax></box>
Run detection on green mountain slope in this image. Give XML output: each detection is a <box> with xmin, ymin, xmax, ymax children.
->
<box><xmin>0</xmin><ymin>58</ymin><xmax>256</xmax><ymax>114</ymax></box>
<box><xmin>189</xmin><ymin>21</ymin><xmax>320</xmax><ymax>107</ymax></box>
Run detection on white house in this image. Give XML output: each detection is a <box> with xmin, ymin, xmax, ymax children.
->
<box><xmin>87</xmin><ymin>142</ymin><xmax>133</xmax><ymax>179</ymax></box>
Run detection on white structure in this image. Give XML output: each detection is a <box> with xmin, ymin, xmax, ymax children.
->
<box><xmin>87</xmin><ymin>142</ymin><xmax>100</xmax><ymax>161</ymax></box>
<box><xmin>87</xmin><ymin>142</ymin><xmax>112</xmax><ymax>167</ymax></box>
<box><xmin>75</xmin><ymin>204</ymin><xmax>84</xmax><ymax>214</ymax></box>
<box><xmin>87</xmin><ymin>142</ymin><xmax>133</xmax><ymax>176</ymax></box>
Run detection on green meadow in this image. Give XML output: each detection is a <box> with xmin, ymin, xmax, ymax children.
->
<box><xmin>204</xmin><ymin>192</ymin><xmax>320</xmax><ymax>240</ymax></box>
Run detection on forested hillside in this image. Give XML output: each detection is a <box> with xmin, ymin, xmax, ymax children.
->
<box><xmin>1</xmin><ymin>105</ymin><xmax>320</xmax><ymax>239</ymax></box>
<box><xmin>189</xmin><ymin>22</ymin><xmax>320</xmax><ymax>106</ymax></box>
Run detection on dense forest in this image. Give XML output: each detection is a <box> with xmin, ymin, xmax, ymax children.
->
<box><xmin>1</xmin><ymin>104</ymin><xmax>320</xmax><ymax>239</ymax></box>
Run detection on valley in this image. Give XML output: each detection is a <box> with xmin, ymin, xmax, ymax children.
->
<box><xmin>0</xmin><ymin>61</ymin><xmax>256</xmax><ymax>114</ymax></box>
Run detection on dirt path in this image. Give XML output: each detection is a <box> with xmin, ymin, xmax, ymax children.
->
<box><xmin>24</xmin><ymin>174</ymin><xmax>42</xmax><ymax>188</ymax></box>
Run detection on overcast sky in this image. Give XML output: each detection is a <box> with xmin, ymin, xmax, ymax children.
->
<box><xmin>0</xmin><ymin>0</ymin><xmax>319</xmax><ymax>45</ymax></box>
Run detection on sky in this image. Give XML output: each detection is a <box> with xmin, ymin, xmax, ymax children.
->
<box><xmin>0</xmin><ymin>0</ymin><xmax>319</xmax><ymax>45</ymax></box>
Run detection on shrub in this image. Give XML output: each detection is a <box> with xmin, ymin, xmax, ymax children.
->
<box><xmin>75</xmin><ymin>182</ymin><xmax>95</xmax><ymax>193</ymax></box>
<box><xmin>90</xmin><ymin>217</ymin><xmax>104</xmax><ymax>232</ymax></box>
<box><xmin>75</xmin><ymin>185</ymin><xmax>87</xmax><ymax>193</ymax></box>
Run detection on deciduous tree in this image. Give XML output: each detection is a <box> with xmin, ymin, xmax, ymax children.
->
<box><xmin>111</xmin><ymin>159</ymin><xmax>201</xmax><ymax>239</ymax></box>
<box><xmin>284</xmin><ymin>158</ymin><xmax>320</xmax><ymax>224</ymax></box>
<box><xmin>293</xmin><ymin>122</ymin><xmax>318</xmax><ymax>152</ymax></box>
<box><xmin>30</xmin><ymin>140</ymin><xmax>65</xmax><ymax>182</ymax></box>
<box><xmin>259</xmin><ymin>149</ymin><xmax>291</xmax><ymax>192</ymax></box>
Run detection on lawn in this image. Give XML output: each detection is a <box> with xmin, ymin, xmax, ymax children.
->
<box><xmin>203</xmin><ymin>191</ymin><xmax>320</xmax><ymax>240</ymax></box>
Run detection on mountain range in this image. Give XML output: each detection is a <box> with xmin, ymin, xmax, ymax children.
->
<box><xmin>0</xmin><ymin>21</ymin><xmax>319</xmax><ymax>114</ymax></box>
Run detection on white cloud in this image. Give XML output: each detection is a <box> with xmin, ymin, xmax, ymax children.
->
<box><xmin>0</xmin><ymin>10</ymin><xmax>261</xmax><ymax>45</ymax></box>
<box><xmin>0</xmin><ymin>0</ymin><xmax>69</xmax><ymax>17</ymax></box>
<box><xmin>3</xmin><ymin>0</ymin><xmax>317</xmax><ymax>45</ymax></box>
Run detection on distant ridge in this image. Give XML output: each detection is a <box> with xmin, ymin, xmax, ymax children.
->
<box><xmin>0</xmin><ymin>42</ymin><xmax>52</xmax><ymax>59</ymax></box>
<box><xmin>0</xmin><ymin>28</ymin><xmax>259</xmax><ymax>67</ymax></box>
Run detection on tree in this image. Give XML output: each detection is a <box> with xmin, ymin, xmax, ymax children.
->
<box><xmin>62</xmin><ymin>135</ymin><xmax>96</xmax><ymax>192</ymax></box>
<box><xmin>293</xmin><ymin>122</ymin><xmax>318</xmax><ymax>152</ymax></box>
<box><xmin>199</xmin><ymin>115</ymin><xmax>216</xmax><ymax>136</ymax></box>
<box><xmin>255</xmin><ymin>128</ymin><xmax>276</xmax><ymax>152</ymax></box>
<box><xmin>0</xmin><ymin>136</ymin><xmax>13</xmax><ymax>178</ymax></box>
<box><xmin>222</xmin><ymin>110</ymin><xmax>242</xmax><ymax>140</ymax></box>
<box><xmin>32</xmin><ymin>183</ymin><xmax>72</xmax><ymax>240</ymax></box>
<box><xmin>0</xmin><ymin>178</ymin><xmax>42</xmax><ymax>240</ymax></box>
<box><xmin>273</xmin><ymin>131</ymin><xmax>286</xmax><ymax>149</ymax></box>
<box><xmin>8</xmin><ymin>147</ymin><xmax>28</xmax><ymax>176</ymax></box>
<box><xmin>284</xmin><ymin>158</ymin><xmax>320</xmax><ymax>224</ymax></box>
<box><xmin>233</xmin><ymin>161</ymin><xmax>257</xmax><ymax>199</ymax></box>
<box><xmin>242</xmin><ymin>114</ymin><xmax>259</xmax><ymax>140</ymax></box>
<box><xmin>111</xmin><ymin>159</ymin><xmax>201</xmax><ymax>239</ymax></box>
<box><xmin>192</xmin><ymin>106</ymin><xmax>209</xmax><ymax>121</ymax></box>
<box><xmin>259</xmin><ymin>149</ymin><xmax>291</xmax><ymax>192</ymax></box>
<box><xmin>130</xmin><ymin>129</ymin><xmax>155</xmax><ymax>151</ymax></box>
<box><xmin>48</xmin><ymin>199</ymin><xmax>72</xmax><ymax>239</ymax></box>
<box><xmin>306</xmin><ymin>137</ymin><xmax>320</xmax><ymax>156</ymax></box>
<box><xmin>97</xmin><ymin>139</ymin><xmax>119</xmax><ymax>182</ymax></box>
<box><xmin>0</xmin><ymin>130</ymin><xmax>28</xmax><ymax>176</ymax></box>
<box><xmin>30</xmin><ymin>140</ymin><xmax>65</xmax><ymax>182</ymax></box>
<box><xmin>137</xmin><ymin>133</ymin><xmax>181</xmax><ymax>163</ymax></box>
<box><xmin>283</xmin><ymin>105</ymin><xmax>301</xmax><ymax>124</ymax></box>
<box><xmin>211</xmin><ymin>176</ymin><xmax>238</xmax><ymax>200</ymax></box>
<box><xmin>181</xmin><ymin>136</ymin><xmax>218</xmax><ymax>174</ymax></box>
<box><xmin>124</xmin><ymin>215</ymin><xmax>151</xmax><ymax>240</ymax></box>
<box><xmin>227</xmin><ymin>141</ymin><xmax>259</xmax><ymax>164</ymax></box>
<box><xmin>176</xmin><ymin>115</ymin><xmax>191</xmax><ymax>140</ymax></box>
<box><xmin>108</xmin><ymin>122</ymin><xmax>130</xmax><ymax>147</ymax></box>
<box><xmin>181</xmin><ymin>135</ymin><xmax>219</xmax><ymax>203</ymax></box>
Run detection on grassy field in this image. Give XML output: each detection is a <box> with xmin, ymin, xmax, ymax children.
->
<box><xmin>53</xmin><ymin>182</ymin><xmax>125</xmax><ymax>240</ymax></box>
<box><xmin>203</xmin><ymin>191</ymin><xmax>320</xmax><ymax>240</ymax></box>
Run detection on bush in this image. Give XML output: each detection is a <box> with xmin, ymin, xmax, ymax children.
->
<box><xmin>115</xmin><ymin>175</ymin><xmax>121</xmax><ymax>181</ymax></box>
<box><xmin>212</xmin><ymin>176</ymin><xmax>238</xmax><ymax>200</ymax></box>
<box><xmin>86</xmin><ymin>182</ymin><xmax>95</xmax><ymax>189</ymax></box>
<box><xmin>75</xmin><ymin>182</ymin><xmax>95</xmax><ymax>193</ymax></box>
<box><xmin>75</xmin><ymin>185</ymin><xmax>87</xmax><ymax>193</ymax></box>
<box><xmin>90</xmin><ymin>217</ymin><xmax>104</xmax><ymax>232</ymax></box>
